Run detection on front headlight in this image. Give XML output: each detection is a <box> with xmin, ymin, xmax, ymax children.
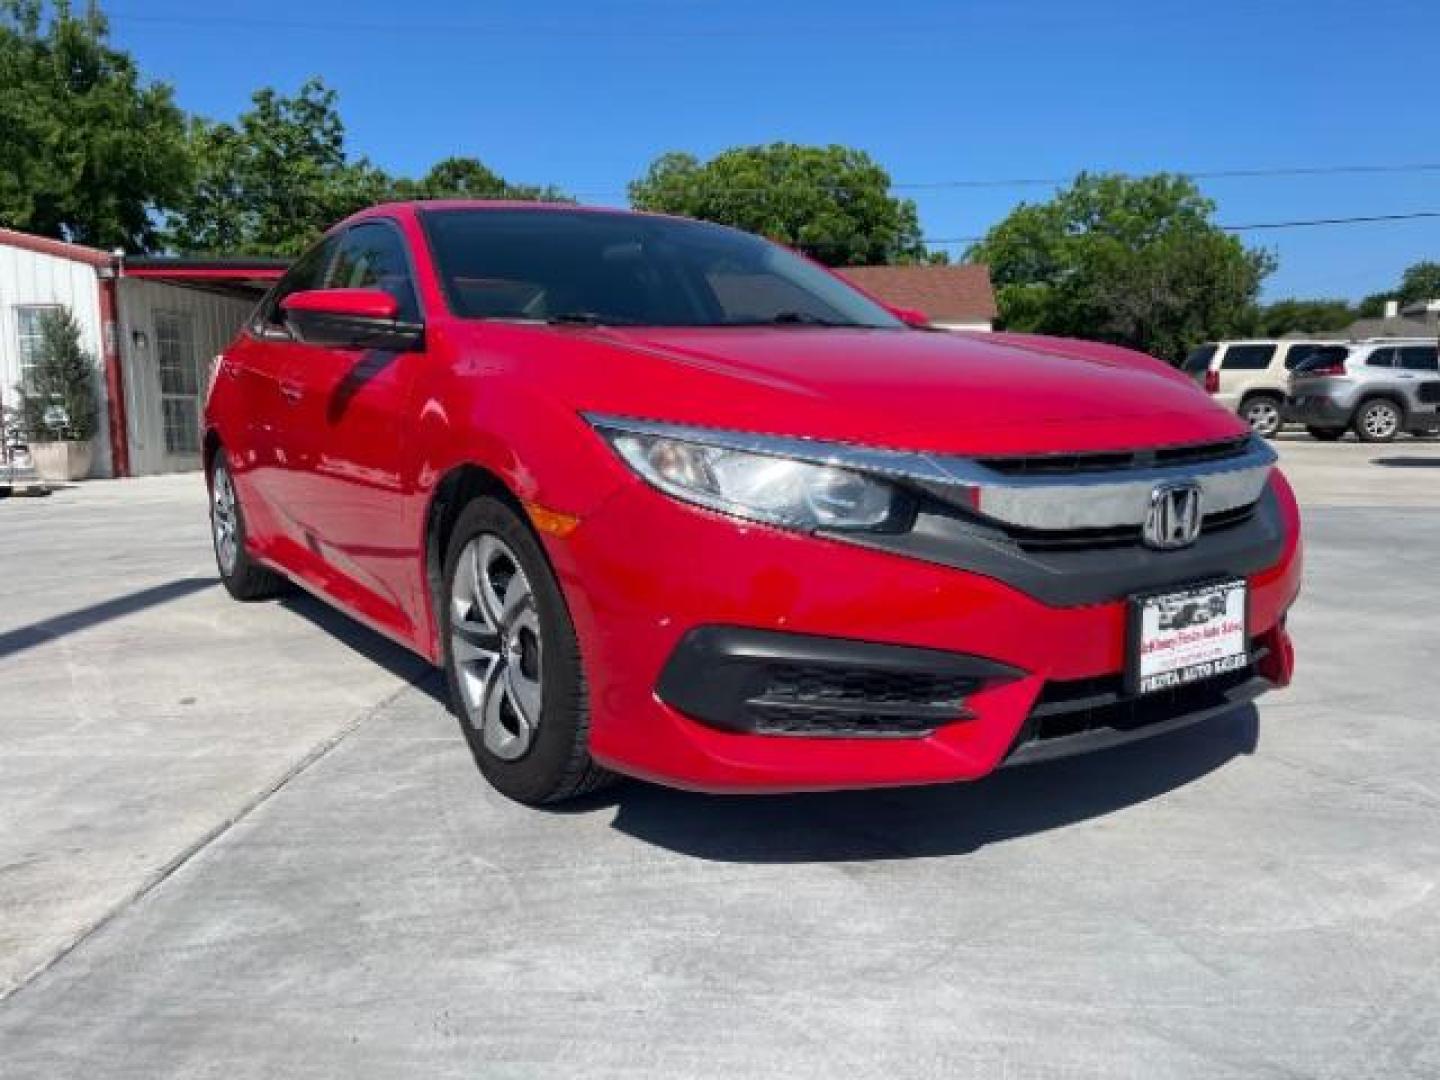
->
<box><xmin>594</xmin><ymin>424</ymin><xmax>907</xmax><ymax>532</ymax></box>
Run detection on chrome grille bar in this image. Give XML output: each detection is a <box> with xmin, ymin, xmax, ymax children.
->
<box><xmin>585</xmin><ymin>415</ymin><xmax>1276</xmax><ymax>534</ymax></box>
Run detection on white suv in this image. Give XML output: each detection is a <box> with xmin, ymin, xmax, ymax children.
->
<box><xmin>1183</xmin><ymin>339</ymin><xmax>1349</xmax><ymax>437</ymax></box>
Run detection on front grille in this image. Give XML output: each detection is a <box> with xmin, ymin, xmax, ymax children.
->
<box><xmin>1010</xmin><ymin>642</ymin><xmax>1268</xmax><ymax>751</ymax></box>
<box><xmin>743</xmin><ymin>663</ymin><xmax>978</xmax><ymax>737</ymax></box>
<box><xmin>976</xmin><ymin>436</ymin><xmax>1250</xmax><ymax>477</ymax></box>
<box><xmin>1008</xmin><ymin>502</ymin><xmax>1257</xmax><ymax>552</ymax></box>
<box><xmin>1419</xmin><ymin>382</ymin><xmax>1440</xmax><ymax>405</ymax></box>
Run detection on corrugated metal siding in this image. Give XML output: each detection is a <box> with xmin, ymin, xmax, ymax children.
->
<box><xmin>0</xmin><ymin>242</ymin><xmax>110</xmax><ymax>475</ymax></box>
<box><xmin>117</xmin><ymin>279</ymin><xmax>255</xmax><ymax>476</ymax></box>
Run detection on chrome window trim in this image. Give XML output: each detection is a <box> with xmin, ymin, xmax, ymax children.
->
<box><xmin>585</xmin><ymin>414</ymin><xmax>1276</xmax><ymax>532</ymax></box>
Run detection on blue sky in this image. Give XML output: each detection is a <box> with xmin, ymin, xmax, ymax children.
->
<box><xmin>107</xmin><ymin>0</ymin><xmax>1436</xmax><ymax>301</ymax></box>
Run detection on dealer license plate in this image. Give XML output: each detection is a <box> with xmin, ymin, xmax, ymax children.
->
<box><xmin>1129</xmin><ymin>580</ymin><xmax>1248</xmax><ymax>695</ymax></box>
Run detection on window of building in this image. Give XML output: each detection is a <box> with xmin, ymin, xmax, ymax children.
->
<box><xmin>15</xmin><ymin>305</ymin><xmax>60</xmax><ymax>390</ymax></box>
<box><xmin>155</xmin><ymin>310</ymin><xmax>200</xmax><ymax>455</ymax></box>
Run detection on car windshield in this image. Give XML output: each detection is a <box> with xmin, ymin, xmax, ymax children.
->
<box><xmin>419</xmin><ymin>208</ymin><xmax>904</xmax><ymax>329</ymax></box>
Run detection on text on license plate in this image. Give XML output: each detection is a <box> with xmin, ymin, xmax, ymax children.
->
<box><xmin>1131</xmin><ymin>580</ymin><xmax>1248</xmax><ymax>695</ymax></box>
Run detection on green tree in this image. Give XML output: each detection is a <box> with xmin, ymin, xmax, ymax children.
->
<box><xmin>1354</xmin><ymin>260</ymin><xmax>1440</xmax><ymax>317</ymax></box>
<box><xmin>12</xmin><ymin>307</ymin><xmax>97</xmax><ymax>441</ymax></box>
<box><xmin>628</xmin><ymin>144</ymin><xmax>931</xmax><ymax>267</ymax></box>
<box><xmin>1397</xmin><ymin>260</ymin><xmax>1440</xmax><ymax>305</ymax></box>
<box><xmin>167</xmin><ymin>79</ymin><xmax>392</xmax><ymax>257</ymax></box>
<box><xmin>0</xmin><ymin>0</ymin><xmax>189</xmax><ymax>251</ymax></box>
<box><xmin>966</xmin><ymin>173</ymin><xmax>1275</xmax><ymax>362</ymax></box>
<box><xmin>1256</xmin><ymin>298</ymin><xmax>1356</xmax><ymax>337</ymax></box>
<box><xmin>393</xmin><ymin>156</ymin><xmax>569</xmax><ymax>202</ymax></box>
<box><xmin>1357</xmin><ymin>292</ymin><xmax>1392</xmax><ymax>318</ymax></box>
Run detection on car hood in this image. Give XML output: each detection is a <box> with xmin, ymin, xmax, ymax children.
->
<box><xmin>492</xmin><ymin>324</ymin><xmax>1248</xmax><ymax>457</ymax></box>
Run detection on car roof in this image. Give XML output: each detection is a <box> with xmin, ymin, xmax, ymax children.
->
<box><xmin>341</xmin><ymin>200</ymin><xmax>701</xmax><ymax>230</ymax></box>
<box><xmin>1211</xmin><ymin>339</ymin><xmax>1337</xmax><ymax>346</ymax></box>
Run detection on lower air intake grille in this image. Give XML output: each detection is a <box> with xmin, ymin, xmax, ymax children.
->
<box><xmin>1012</xmin><ymin>641</ymin><xmax>1269</xmax><ymax>750</ymax></box>
<box><xmin>743</xmin><ymin>664</ymin><xmax>978</xmax><ymax>737</ymax></box>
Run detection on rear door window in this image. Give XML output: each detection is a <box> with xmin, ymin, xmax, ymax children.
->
<box><xmin>1220</xmin><ymin>344</ymin><xmax>1276</xmax><ymax>370</ymax></box>
<box><xmin>1284</xmin><ymin>344</ymin><xmax>1347</xmax><ymax>371</ymax></box>
<box><xmin>1366</xmin><ymin>348</ymin><xmax>1397</xmax><ymax>368</ymax></box>
<box><xmin>1183</xmin><ymin>345</ymin><xmax>1217</xmax><ymax>373</ymax></box>
<box><xmin>1397</xmin><ymin>346</ymin><xmax>1439</xmax><ymax>371</ymax></box>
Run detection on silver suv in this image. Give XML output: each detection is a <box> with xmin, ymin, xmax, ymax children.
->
<box><xmin>1183</xmin><ymin>339</ymin><xmax>1346</xmax><ymax>437</ymax></box>
<box><xmin>1288</xmin><ymin>340</ymin><xmax>1440</xmax><ymax>442</ymax></box>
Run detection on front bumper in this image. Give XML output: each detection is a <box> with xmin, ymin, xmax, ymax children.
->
<box><xmin>542</xmin><ymin>472</ymin><xmax>1302</xmax><ymax>793</ymax></box>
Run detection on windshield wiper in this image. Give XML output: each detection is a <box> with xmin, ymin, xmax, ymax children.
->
<box><xmin>768</xmin><ymin>311</ymin><xmax>849</xmax><ymax>327</ymax></box>
<box><xmin>546</xmin><ymin>312</ymin><xmax>643</xmax><ymax>327</ymax></box>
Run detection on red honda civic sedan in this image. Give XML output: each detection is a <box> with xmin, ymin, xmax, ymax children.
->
<box><xmin>204</xmin><ymin>202</ymin><xmax>1301</xmax><ymax>804</ymax></box>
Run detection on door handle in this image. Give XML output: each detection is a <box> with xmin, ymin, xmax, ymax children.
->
<box><xmin>278</xmin><ymin>381</ymin><xmax>304</xmax><ymax>404</ymax></box>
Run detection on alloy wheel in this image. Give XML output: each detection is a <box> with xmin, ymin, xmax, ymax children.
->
<box><xmin>450</xmin><ymin>533</ymin><xmax>544</xmax><ymax>761</ymax></box>
<box><xmin>1362</xmin><ymin>402</ymin><xmax>1400</xmax><ymax>441</ymax></box>
<box><xmin>1244</xmin><ymin>398</ymin><xmax>1281</xmax><ymax>438</ymax></box>
<box><xmin>211</xmin><ymin>465</ymin><xmax>239</xmax><ymax>575</ymax></box>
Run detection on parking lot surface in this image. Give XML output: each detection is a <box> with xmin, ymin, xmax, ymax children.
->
<box><xmin>2</xmin><ymin>437</ymin><xmax>1438</xmax><ymax>1078</ymax></box>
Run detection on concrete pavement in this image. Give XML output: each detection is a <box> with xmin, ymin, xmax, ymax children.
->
<box><xmin>1</xmin><ymin>442</ymin><xmax>1437</xmax><ymax>1078</ymax></box>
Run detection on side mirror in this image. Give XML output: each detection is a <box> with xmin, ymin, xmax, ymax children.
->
<box><xmin>889</xmin><ymin>305</ymin><xmax>931</xmax><ymax>329</ymax></box>
<box><xmin>280</xmin><ymin>288</ymin><xmax>423</xmax><ymax>351</ymax></box>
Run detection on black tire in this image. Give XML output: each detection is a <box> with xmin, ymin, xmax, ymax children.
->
<box><xmin>209</xmin><ymin>450</ymin><xmax>291</xmax><ymax>601</ymax></box>
<box><xmin>440</xmin><ymin>497</ymin><xmax>614</xmax><ymax>805</ymax></box>
<box><xmin>1306</xmin><ymin>426</ymin><xmax>1345</xmax><ymax>442</ymax></box>
<box><xmin>1240</xmin><ymin>394</ymin><xmax>1284</xmax><ymax>438</ymax></box>
<box><xmin>1354</xmin><ymin>399</ymin><xmax>1403</xmax><ymax>443</ymax></box>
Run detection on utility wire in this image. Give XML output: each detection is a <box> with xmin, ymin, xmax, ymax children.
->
<box><xmin>921</xmin><ymin>210</ymin><xmax>1440</xmax><ymax>246</ymax></box>
<box><xmin>573</xmin><ymin>162</ymin><xmax>1440</xmax><ymax>199</ymax></box>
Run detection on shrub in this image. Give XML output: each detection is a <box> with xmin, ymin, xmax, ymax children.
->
<box><xmin>14</xmin><ymin>308</ymin><xmax>98</xmax><ymax>442</ymax></box>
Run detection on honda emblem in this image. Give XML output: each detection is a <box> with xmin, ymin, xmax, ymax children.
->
<box><xmin>1143</xmin><ymin>482</ymin><xmax>1203</xmax><ymax>549</ymax></box>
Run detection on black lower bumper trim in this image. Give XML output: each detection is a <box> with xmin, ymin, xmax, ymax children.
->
<box><xmin>657</xmin><ymin>627</ymin><xmax>1023</xmax><ymax>738</ymax></box>
<box><xmin>1004</xmin><ymin>668</ymin><xmax>1272</xmax><ymax>767</ymax></box>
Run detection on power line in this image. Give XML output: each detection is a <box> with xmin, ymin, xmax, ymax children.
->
<box><xmin>920</xmin><ymin>210</ymin><xmax>1440</xmax><ymax>246</ymax></box>
<box><xmin>573</xmin><ymin>162</ymin><xmax>1440</xmax><ymax>199</ymax></box>
<box><xmin>101</xmin><ymin>10</ymin><xmax>997</xmax><ymax>39</ymax></box>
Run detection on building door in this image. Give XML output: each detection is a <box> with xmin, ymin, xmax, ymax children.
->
<box><xmin>153</xmin><ymin>309</ymin><xmax>202</xmax><ymax>471</ymax></box>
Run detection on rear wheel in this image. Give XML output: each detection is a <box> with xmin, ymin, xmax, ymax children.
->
<box><xmin>1306</xmin><ymin>426</ymin><xmax>1344</xmax><ymax>442</ymax></box>
<box><xmin>441</xmin><ymin>497</ymin><xmax>613</xmax><ymax>805</ymax></box>
<box><xmin>209</xmin><ymin>450</ymin><xmax>290</xmax><ymax>600</ymax></box>
<box><xmin>1354</xmin><ymin>399</ymin><xmax>1402</xmax><ymax>443</ymax></box>
<box><xmin>1241</xmin><ymin>395</ymin><xmax>1283</xmax><ymax>438</ymax></box>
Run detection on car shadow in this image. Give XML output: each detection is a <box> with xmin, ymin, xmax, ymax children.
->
<box><xmin>563</xmin><ymin>707</ymin><xmax>1260</xmax><ymax>863</ymax></box>
<box><xmin>276</xmin><ymin>591</ymin><xmax>445</xmax><ymax>705</ymax></box>
<box><xmin>267</xmin><ymin>583</ymin><xmax>1260</xmax><ymax>861</ymax></box>
<box><xmin>0</xmin><ymin>577</ymin><xmax>217</xmax><ymax>659</ymax></box>
<box><xmin>1371</xmin><ymin>456</ymin><xmax>1440</xmax><ymax>468</ymax></box>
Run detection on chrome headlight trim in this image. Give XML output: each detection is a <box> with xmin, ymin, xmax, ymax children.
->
<box><xmin>589</xmin><ymin>417</ymin><xmax>907</xmax><ymax>532</ymax></box>
<box><xmin>585</xmin><ymin>414</ymin><xmax>1277</xmax><ymax>532</ymax></box>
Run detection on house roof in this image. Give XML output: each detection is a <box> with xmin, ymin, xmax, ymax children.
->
<box><xmin>839</xmin><ymin>264</ymin><xmax>998</xmax><ymax>323</ymax></box>
<box><xmin>0</xmin><ymin>228</ymin><xmax>289</xmax><ymax>289</ymax></box>
<box><xmin>124</xmin><ymin>255</ymin><xmax>289</xmax><ymax>292</ymax></box>
<box><xmin>0</xmin><ymin>227</ymin><xmax>111</xmax><ymax>268</ymax></box>
<box><xmin>1303</xmin><ymin>315</ymin><xmax>1439</xmax><ymax>341</ymax></box>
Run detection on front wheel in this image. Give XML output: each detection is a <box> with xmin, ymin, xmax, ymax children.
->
<box><xmin>210</xmin><ymin>450</ymin><xmax>290</xmax><ymax>601</ymax></box>
<box><xmin>1241</xmin><ymin>395</ymin><xmax>1283</xmax><ymax>438</ymax></box>
<box><xmin>441</xmin><ymin>497</ymin><xmax>613</xmax><ymax>805</ymax></box>
<box><xmin>1354</xmin><ymin>399</ymin><xmax>1402</xmax><ymax>443</ymax></box>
